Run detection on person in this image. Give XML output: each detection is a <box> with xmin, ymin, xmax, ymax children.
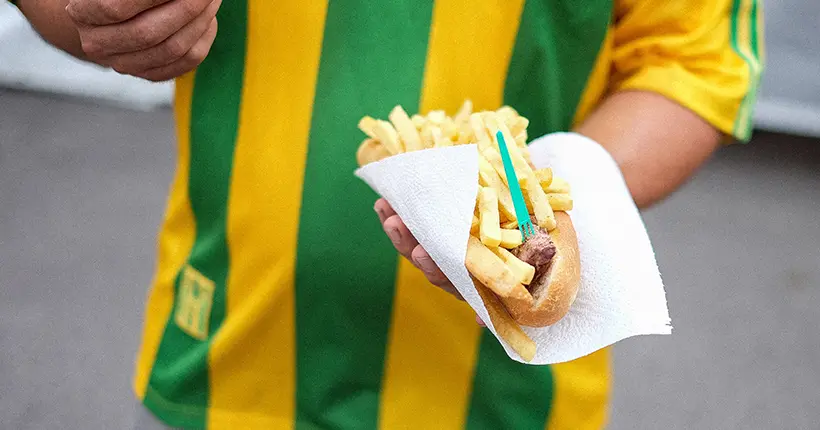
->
<box><xmin>13</xmin><ymin>0</ymin><xmax>763</xmax><ymax>428</ymax></box>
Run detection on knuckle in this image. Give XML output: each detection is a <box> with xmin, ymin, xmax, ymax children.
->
<box><xmin>133</xmin><ymin>25</ymin><xmax>162</xmax><ymax>50</ymax></box>
<box><xmin>179</xmin><ymin>0</ymin><xmax>202</xmax><ymax>20</ymax></box>
<box><xmin>183</xmin><ymin>43</ymin><xmax>209</xmax><ymax>65</ymax></box>
<box><xmin>110</xmin><ymin>61</ymin><xmax>129</xmax><ymax>74</ymax></box>
<box><xmin>431</xmin><ymin>272</ymin><xmax>450</xmax><ymax>285</ymax></box>
<box><xmin>410</xmin><ymin>245</ymin><xmax>427</xmax><ymax>260</ymax></box>
<box><xmin>383</xmin><ymin>215</ymin><xmax>402</xmax><ymax>231</ymax></box>
<box><xmin>80</xmin><ymin>38</ymin><xmax>104</xmax><ymax>57</ymax></box>
<box><xmin>163</xmin><ymin>38</ymin><xmax>189</xmax><ymax>61</ymax></box>
<box><xmin>98</xmin><ymin>0</ymin><xmax>127</xmax><ymax>22</ymax></box>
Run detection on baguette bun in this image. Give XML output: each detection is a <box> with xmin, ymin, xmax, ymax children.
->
<box><xmin>500</xmin><ymin>211</ymin><xmax>580</xmax><ymax>327</ymax></box>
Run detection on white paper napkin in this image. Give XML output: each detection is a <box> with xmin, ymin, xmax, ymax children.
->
<box><xmin>355</xmin><ymin>132</ymin><xmax>671</xmax><ymax>365</ymax></box>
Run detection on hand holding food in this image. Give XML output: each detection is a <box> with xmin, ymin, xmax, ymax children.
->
<box><xmin>357</xmin><ymin>102</ymin><xmax>580</xmax><ymax>361</ymax></box>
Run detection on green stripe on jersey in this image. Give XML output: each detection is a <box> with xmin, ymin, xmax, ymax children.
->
<box><xmin>730</xmin><ymin>0</ymin><xmax>762</xmax><ymax>142</ymax></box>
<box><xmin>467</xmin><ymin>1</ymin><xmax>612</xmax><ymax>428</ymax></box>
<box><xmin>503</xmin><ymin>0</ymin><xmax>613</xmax><ymax>137</ymax></box>
<box><xmin>294</xmin><ymin>2</ymin><xmax>435</xmax><ymax>429</ymax></box>
<box><xmin>143</xmin><ymin>2</ymin><xmax>247</xmax><ymax>427</ymax></box>
<box><xmin>745</xmin><ymin>0</ymin><xmax>762</xmax><ymax>141</ymax></box>
<box><xmin>467</xmin><ymin>331</ymin><xmax>553</xmax><ymax>429</ymax></box>
<box><xmin>750</xmin><ymin>0</ymin><xmax>760</xmax><ymax>58</ymax></box>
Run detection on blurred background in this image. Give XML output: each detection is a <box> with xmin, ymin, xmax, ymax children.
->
<box><xmin>1</xmin><ymin>1</ymin><xmax>818</xmax><ymax>429</ymax></box>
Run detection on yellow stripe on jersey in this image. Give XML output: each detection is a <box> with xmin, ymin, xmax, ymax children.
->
<box><xmin>133</xmin><ymin>73</ymin><xmax>198</xmax><ymax>401</ymax></box>
<box><xmin>545</xmin><ymin>348</ymin><xmax>612</xmax><ymax>430</ymax></box>
<box><xmin>207</xmin><ymin>1</ymin><xmax>328</xmax><ymax>426</ymax></box>
<box><xmin>572</xmin><ymin>28</ymin><xmax>613</xmax><ymax>128</ymax></box>
<box><xmin>379</xmin><ymin>262</ymin><xmax>480</xmax><ymax>429</ymax></box>
<box><xmin>379</xmin><ymin>1</ymin><xmax>525</xmax><ymax>428</ymax></box>
<box><xmin>417</xmin><ymin>0</ymin><xmax>527</xmax><ymax>114</ymax></box>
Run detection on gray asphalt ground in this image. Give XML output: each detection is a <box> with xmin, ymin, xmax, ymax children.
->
<box><xmin>1</xmin><ymin>88</ymin><xmax>818</xmax><ymax>429</ymax></box>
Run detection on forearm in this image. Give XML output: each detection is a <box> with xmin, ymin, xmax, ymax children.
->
<box><xmin>16</xmin><ymin>0</ymin><xmax>87</xmax><ymax>60</ymax></box>
<box><xmin>575</xmin><ymin>90</ymin><xmax>721</xmax><ymax>209</ymax></box>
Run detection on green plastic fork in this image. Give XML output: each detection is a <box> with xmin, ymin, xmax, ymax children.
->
<box><xmin>495</xmin><ymin>130</ymin><xmax>535</xmax><ymax>241</ymax></box>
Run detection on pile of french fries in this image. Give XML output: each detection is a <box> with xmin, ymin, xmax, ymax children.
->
<box><xmin>357</xmin><ymin>101</ymin><xmax>574</xmax><ymax>360</ymax></box>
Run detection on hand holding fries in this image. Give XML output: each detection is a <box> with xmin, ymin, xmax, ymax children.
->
<box><xmin>358</xmin><ymin>102</ymin><xmax>579</xmax><ymax>362</ymax></box>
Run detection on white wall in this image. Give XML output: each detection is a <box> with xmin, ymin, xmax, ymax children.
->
<box><xmin>1</xmin><ymin>1</ymin><xmax>818</xmax><ymax>136</ymax></box>
<box><xmin>752</xmin><ymin>0</ymin><xmax>820</xmax><ymax>137</ymax></box>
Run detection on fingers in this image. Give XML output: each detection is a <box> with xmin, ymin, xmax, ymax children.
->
<box><xmin>78</xmin><ymin>0</ymin><xmax>213</xmax><ymax>57</ymax></box>
<box><xmin>67</xmin><ymin>0</ymin><xmax>171</xmax><ymax>25</ymax></box>
<box><xmin>133</xmin><ymin>17</ymin><xmax>217</xmax><ymax>82</ymax></box>
<box><xmin>107</xmin><ymin>0</ymin><xmax>220</xmax><ymax>73</ymax></box>
<box><xmin>476</xmin><ymin>315</ymin><xmax>486</xmax><ymax>327</ymax></box>
<box><xmin>373</xmin><ymin>198</ymin><xmax>395</xmax><ymax>225</ymax></box>
<box><xmin>410</xmin><ymin>245</ymin><xmax>449</xmax><ymax>286</ymax></box>
<box><xmin>374</xmin><ymin>198</ymin><xmax>462</xmax><ymax>300</ymax></box>
<box><xmin>382</xmin><ymin>213</ymin><xmax>418</xmax><ymax>261</ymax></box>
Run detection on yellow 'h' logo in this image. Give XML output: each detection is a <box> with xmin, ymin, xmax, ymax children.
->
<box><xmin>174</xmin><ymin>265</ymin><xmax>215</xmax><ymax>340</ymax></box>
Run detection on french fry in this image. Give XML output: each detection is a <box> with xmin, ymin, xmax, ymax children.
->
<box><xmin>427</xmin><ymin>110</ymin><xmax>446</xmax><ymax>124</ymax></box>
<box><xmin>484</xmin><ymin>144</ymin><xmax>533</xmax><ymax>218</ymax></box>
<box><xmin>472</xmin><ymin>277</ymin><xmax>536</xmax><ymax>362</ymax></box>
<box><xmin>358</xmin><ymin>116</ymin><xmax>378</xmax><ymax>139</ymax></box>
<box><xmin>514</xmin><ymin>131</ymin><xmax>528</xmax><ymax>149</ymax></box>
<box><xmin>481</xmin><ymin>121</ymin><xmax>532</xmax><ymax>194</ymax></box>
<box><xmin>432</xmin><ymin>127</ymin><xmax>452</xmax><ymax>148</ymax></box>
<box><xmin>454</xmin><ymin>99</ymin><xmax>473</xmax><ymax>124</ymax></box>
<box><xmin>389</xmin><ymin>105</ymin><xmax>423</xmax><ymax>152</ymax></box>
<box><xmin>466</xmin><ymin>236</ymin><xmax>531</xmax><ymax>300</ymax></box>
<box><xmin>478</xmin><ymin>187</ymin><xmax>502</xmax><ymax>248</ymax></box>
<box><xmin>355</xmin><ymin>139</ymin><xmax>391</xmax><ymax>167</ymax></box>
<box><xmin>481</xmin><ymin>147</ymin><xmax>509</xmax><ymax>186</ymax></box>
<box><xmin>496</xmin><ymin>106</ymin><xmax>518</xmax><ymax>123</ymax></box>
<box><xmin>477</xmin><ymin>136</ymin><xmax>493</xmax><ymax>154</ymax></box>
<box><xmin>480</xmin><ymin>111</ymin><xmax>500</xmax><ymax>132</ymax></box>
<box><xmin>496</xmin><ymin>122</ymin><xmax>532</xmax><ymax>174</ymax></box>
<box><xmin>477</xmin><ymin>155</ymin><xmax>517</xmax><ymax>221</ymax></box>
<box><xmin>471</xmin><ymin>214</ymin><xmax>480</xmax><ymax>235</ymax></box>
<box><xmin>411</xmin><ymin>114</ymin><xmax>426</xmax><ymax>130</ymax></box>
<box><xmin>499</xmin><ymin>228</ymin><xmax>524</xmax><ymax>249</ymax></box>
<box><xmin>521</xmin><ymin>174</ymin><xmax>557</xmax><ymax>230</ymax></box>
<box><xmin>544</xmin><ymin>176</ymin><xmax>571</xmax><ymax>194</ymax></box>
<box><xmin>457</xmin><ymin>130</ymin><xmax>473</xmax><ymax>145</ymax></box>
<box><xmin>535</xmin><ymin>168</ymin><xmax>553</xmax><ymax>188</ymax></box>
<box><xmin>491</xmin><ymin>246</ymin><xmax>535</xmax><ymax>285</ymax></box>
<box><xmin>502</xmin><ymin>219</ymin><xmax>519</xmax><ymax>229</ymax></box>
<box><xmin>510</xmin><ymin>117</ymin><xmax>529</xmax><ymax>136</ymax></box>
<box><xmin>546</xmin><ymin>193</ymin><xmax>573</xmax><ymax>211</ymax></box>
<box><xmin>520</xmin><ymin>178</ymin><xmax>533</xmax><ymax>213</ymax></box>
<box><xmin>419</xmin><ymin>125</ymin><xmax>436</xmax><ymax>149</ymax></box>
<box><xmin>373</xmin><ymin>120</ymin><xmax>403</xmax><ymax>155</ymax></box>
<box><xmin>441</xmin><ymin>120</ymin><xmax>459</xmax><ymax>141</ymax></box>
<box><xmin>470</xmin><ymin>113</ymin><xmax>490</xmax><ymax>142</ymax></box>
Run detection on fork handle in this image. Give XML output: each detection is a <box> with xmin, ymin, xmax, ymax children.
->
<box><xmin>495</xmin><ymin>130</ymin><xmax>531</xmax><ymax>238</ymax></box>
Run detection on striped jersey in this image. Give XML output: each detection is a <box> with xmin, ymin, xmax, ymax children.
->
<box><xmin>131</xmin><ymin>0</ymin><xmax>763</xmax><ymax>428</ymax></box>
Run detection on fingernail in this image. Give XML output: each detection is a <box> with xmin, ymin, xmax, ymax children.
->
<box><xmin>386</xmin><ymin>227</ymin><xmax>400</xmax><ymax>246</ymax></box>
<box><xmin>374</xmin><ymin>205</ymin><xmax>385</xmax><ymax>222</ymax></box>
<box><xmin>414</xmin><ymin>254</ymin><xmax>435</xmax><ymax>274</ymax></box>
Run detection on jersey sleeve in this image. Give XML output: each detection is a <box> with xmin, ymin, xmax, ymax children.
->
<box><xmin>610</xmin><ymin>0</ymin><xmax>764</xmax><ymax>142</ymax></box>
